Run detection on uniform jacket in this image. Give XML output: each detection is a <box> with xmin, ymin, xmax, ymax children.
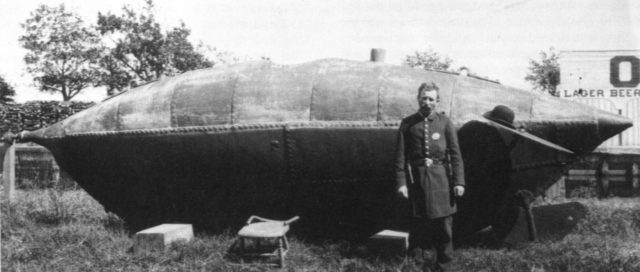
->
<box><xmin>395</xmin><ymin>111</ymin><xmax>465</xmax><ymax>219</ymax></box>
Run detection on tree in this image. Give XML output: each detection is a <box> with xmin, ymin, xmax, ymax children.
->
<box><xmin>0</xmin><ymin>76</ymin><xmax>16</xmax><ymax>103</ymax></box>
<box><xmin>525</xmin><ymin>48</ymin><xmax>560</xmax><ymax>96</ymax></box>
<box><xmin>96</xmin><ymin>0</ymin><xmax>213</xmax><ymax>95</ymax></box>
<box><xmin>20</xmin><ymin>4</ymin><xmax>103</xmax><ymax>101</ymax></box>
<box><xmin>403</xmin><ymin>49</ymin><xmax>454</xmax><ymax>72</ymax></box>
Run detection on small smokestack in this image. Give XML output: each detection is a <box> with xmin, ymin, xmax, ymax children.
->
<box><xmin>370</xmin><ymin>48</ymin><xmax>386</xmax><ymax>63</ymax></box>
<box><xmin>459</xmin><ymin>67</ymin><xmax>470</xmax><ymax>76</ymax></box>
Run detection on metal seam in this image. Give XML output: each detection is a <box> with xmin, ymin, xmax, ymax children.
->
<box><xmin>40</xmin><ymin>118</ymin><xmax>600</xmax><ymax>139</ymax></box>
<box><xmin>230</xmin><ymin>75</ymin><xmax>239</xmax><ymax>124</ymax></box>
<box><xmin>169</xmin><ymin>79</ymin><xmax>179</xmax><ymax>128</ymax></box>
<box><xmin>513</xmin><ymin>159</ymin><xmax>575</xmax><ymax>171</ymax></box>
<box><xmin>309</xmin><ymin>86</ymin><xmax>316</xmax><ymax>121</ymax></box>
<box><xmin>529</xmin><ymin>97</ymin><xmax>535</xmax><ymax>120</ymax></box>
<box><xmin>448</xmin><ymin>76</ymin><xmax>459</xmax><ymax>117</ymax></box>
<box><xmin>115</xmin><ymin>99</ymin><xmax>122</xmax><ymax>132</ymax></box>
<box><xmin>309</xmin><ymin>61</ymin><xmax>329</xmax><ymax>121</ymax></box>
<box><xmin>300</xmin><ymin>177</ymin><xmax>386</xmax><ymax>184</ymax></box>
<box><xmin>376</xmin><ymin>67</ymin><xmax>385</xmax><ymax>122</ymax></box>
<box><xmin>55</xmin><ymin>121</ymin><xmax>401</xmax><ymax>138</ymax></box>
<box><xmin>284</xmin><ymin>125</ymin><xmax>296</xmax><ymax>182</ymax></box>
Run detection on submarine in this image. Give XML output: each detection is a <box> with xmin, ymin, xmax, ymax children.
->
<box><xmin>3</xmin><ymin>57</ymin><xmax>632</xmax><ymax>238</ymax></box>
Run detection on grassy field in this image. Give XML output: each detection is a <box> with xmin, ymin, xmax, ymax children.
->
<box><xmin>2</xmin><ymin>189</ymin><xmax>640</xmax><ymax>271</ymax></box>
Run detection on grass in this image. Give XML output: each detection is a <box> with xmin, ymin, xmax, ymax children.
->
<box><xmin>2</xmin><ymin>189</ymin><xmax>640</xmax><ymax>272</ymax></box>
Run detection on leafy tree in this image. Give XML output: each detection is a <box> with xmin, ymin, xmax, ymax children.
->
<box><xmin>525</xmin><ymin>48</ymin><xmax>560</xmax><ymax>96</ymax></box>
<box><xmin>404</xmin><ymin>49</ymin><xmax>501</xmax><ymax>83</ymax></box>
<box><xmin>404</xmin><ymin>49</ymin><xmax>454</xmax><ymax>72</ymax></box>
<box><xmin>197</xmin><ymin>42</ymin><xmax>241</xmax><ymax>65</ymax></box>
<box><xmin>0</xmin><ymin>76</ymin><xmax>16</xmax><ymax>103</ymax></box>
<box><xmin>212</xmin><ymin>49</ymin><xmax>241</xmax><ymax>65</ymax></box>
<box><xmin>96</xmin><ymin>0</ymin><xmax>212</xmax><ymax>95</ymax></box>
<box><xmin>260</xmin><ymin>56</ymin><xmax>272</xmax><ymax>63</ymax></box>
<box><xmin>19</xmin><ymin>4</ymin><xmax>103</xmax><ymax>101</ymax></box>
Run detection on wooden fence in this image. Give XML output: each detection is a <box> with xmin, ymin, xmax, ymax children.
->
<box><xmin>564</xmin><ymin>160</ymin><xmax>640</xmax><ymax>198</ymax></box>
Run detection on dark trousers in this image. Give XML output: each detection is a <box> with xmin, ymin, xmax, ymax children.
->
<box><xmin>409</xmin><ymin>215</ymin><xmax>453</xmax><ymax>264</ymax></box>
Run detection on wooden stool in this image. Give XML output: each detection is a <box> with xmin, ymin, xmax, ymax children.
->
<box><xmin>237</xmin><ymin>215</ymin><xmax>299</xmax><ymax>268</ymax></box>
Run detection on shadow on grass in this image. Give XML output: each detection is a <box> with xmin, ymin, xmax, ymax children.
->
<box><xmin>213</xmin><ymin>201</ymin><xmax>591</xmax><ymax>269</ymax></box>
<box><xmin>455</xmin><ymin>201</ymin><xmax>589</xmax><ymax>249</ymax></box>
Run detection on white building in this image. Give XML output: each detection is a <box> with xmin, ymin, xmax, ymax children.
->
<box><xmin>557</xmin><ymin>50</ymin><xmax>640</xmax><ymax>151</ymax></box>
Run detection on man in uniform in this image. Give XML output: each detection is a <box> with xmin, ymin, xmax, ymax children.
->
<box><xmin>395</xmin><ymin>82</ymin><xmax>465</xmax><ymax>271</ymax></box>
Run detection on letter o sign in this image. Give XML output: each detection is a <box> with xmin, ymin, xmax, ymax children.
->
<box><xmin>610</xmin><ymin>56</ymin><xmax>640</xmax><ymax>87</ymax></box>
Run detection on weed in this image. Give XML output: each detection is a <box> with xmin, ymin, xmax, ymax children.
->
<box><xmin>2</xmin><ymin>189</ymin><xmax>640</xmax><ymax>271</ymax></box>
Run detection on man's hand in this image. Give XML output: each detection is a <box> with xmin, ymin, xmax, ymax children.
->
<box><xmin>397</xmin><ymin>185</ymin><xmax>408</xmax><ymax>199</ymax></box>
<box><xmin>453</xmin><ymin>185</ymin><xmax>465</xmax><ymax>197</ymax></box>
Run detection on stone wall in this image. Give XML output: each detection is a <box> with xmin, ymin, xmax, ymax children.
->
<box><xmin>2</xmin><ymin>144</ymin><xmax>78</xmax><ymax>190</ymax></box>
<box><xmin>0</xmin><ymin>101</ymin><xmax>94</xmax><ymax>134</ymax></box>
<box><xmin>1</xmin><ymin>101</ymin><xmax>92</xmax><ymax>189</ymax></box>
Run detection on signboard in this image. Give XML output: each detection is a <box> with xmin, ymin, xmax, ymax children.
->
<box><xmin>559</xmin><ymin>52</ymin><xmax>640</xmax><ymax>101</ymax></box>
<box><xmin>558</xmin><ymin>50</ymin><xmax>640</xmax><ymax>147</ymax></box>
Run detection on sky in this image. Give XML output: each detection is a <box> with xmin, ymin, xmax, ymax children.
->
<box><xmin>0</xmin><ymin>0</ymin><xmax>638</xmax><ymax>102</ymax></box>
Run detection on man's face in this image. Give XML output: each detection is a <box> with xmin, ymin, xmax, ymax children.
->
<box><xmin>418</xmin><ymin>90</ymin><xmax>438</xmax><ymax>113</ymax></box>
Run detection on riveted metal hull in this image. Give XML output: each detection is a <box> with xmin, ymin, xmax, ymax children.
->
<box><xmin>19</xmin><ymin>59</ymin><xmax>632</xmax><ymax>238</ymax></box>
